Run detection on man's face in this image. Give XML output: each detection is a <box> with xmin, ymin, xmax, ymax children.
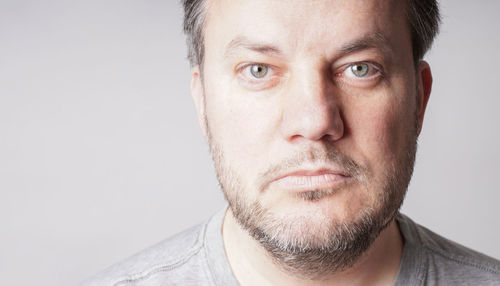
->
<box><xmin>193</xmin><ymin>0</ymin><xmax>429</xmax><ymax>273</ymax></box>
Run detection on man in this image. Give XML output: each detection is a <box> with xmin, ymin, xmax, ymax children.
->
<box><xmin>84</xmin><ymin>0</ymin><xmax>500</xmax><ymax>285</ymax></box>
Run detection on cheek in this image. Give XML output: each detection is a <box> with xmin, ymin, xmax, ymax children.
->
<box><xmin>204</xmin><ymin>79</ymin><xmax>280</xmax><ymax>178</ymax></box>
<box><xmin>345</xmin><ymin>93</ymin><xmax>416</xmax><ymax>176</ymax></box>
<box><xmin>352</xmin><ymin>111</ymin><xmax>395</xmax><ymax>170</ymax></box>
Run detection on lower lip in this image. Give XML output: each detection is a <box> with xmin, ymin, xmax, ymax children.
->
<box><xmin>271</xmin><ymin>173</ymin><xmax>351</xmax><ymax>191</ymax></box>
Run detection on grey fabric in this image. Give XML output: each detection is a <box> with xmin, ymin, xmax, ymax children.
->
<box><xmin>82</xmin><ymin>209</ymin><xmax>500</xmax><ymax>285</ymax></box>
<box><xmin>81</xmin><ymin>208</ymin><xmax>237</xmax><ymax>286</ymax></box>
<box><xmin>394</xmin><ymin>214</ymin><xmax>500</xmax><ymax>285</ymax></box>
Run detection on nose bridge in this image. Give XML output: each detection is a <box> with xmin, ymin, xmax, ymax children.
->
<box><xmin>294</xmin><ymin>67</ymin><xmax>329</xmax><ymax>116</ymax></box>
<box><xmin>281</xmin><ymin>63</ymin><xmax>344</xmax><ymax>141</ymax></box>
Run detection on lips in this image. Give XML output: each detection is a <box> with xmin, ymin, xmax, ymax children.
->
<box><xmin>269</xmin><ymin>168</ymin><xmax>352</xmax><ymax>192</ymax></box>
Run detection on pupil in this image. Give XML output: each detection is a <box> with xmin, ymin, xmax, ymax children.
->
<box><xmin>352</xmin><ymin>64</ymin><xmax>368</xmax><ymax>77</ymax></box>
<box><xmin>251</xmin><ymin>65</ymin><xmax>267</xmax><ymax>78</ymax></box>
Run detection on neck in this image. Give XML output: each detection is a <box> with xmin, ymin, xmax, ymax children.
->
<box><xmin>222</xmin><ymin>209</ymin><xmax>404</xmax><ymax>286</ymax></box>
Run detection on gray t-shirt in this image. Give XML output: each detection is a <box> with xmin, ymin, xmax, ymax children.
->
<box><xmin>82</xmin><ymin>208</ymin><xmax>500</xmax><ymax>285</ymax></box>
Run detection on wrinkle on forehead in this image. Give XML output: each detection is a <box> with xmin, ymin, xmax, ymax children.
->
<box><xmin>206</xmin><ymin>0</ymin><xmax>407</xmax><ymax>59</ymax></box>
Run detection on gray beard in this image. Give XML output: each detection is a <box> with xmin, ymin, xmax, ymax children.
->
<box><xmin>232</xmin><ymin>201</ymin><xmax>381</xmax><ymax>278</ymax></box>
<box><xmin>208</xmin><ymin>124</ymin><xmax>418</xmax><ymax>279</ymax></box>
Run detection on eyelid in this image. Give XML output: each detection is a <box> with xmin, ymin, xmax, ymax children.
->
<box><xmin>236</xmin><ymin>62</ymin><xmax>273</xmax><ymax>74</ymax></box>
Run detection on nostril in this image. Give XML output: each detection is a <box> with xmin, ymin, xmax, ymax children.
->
<box><xmin>282</xmin><ymin>105</ymin><xmax>345</xmax><ymax>142</ymax></box>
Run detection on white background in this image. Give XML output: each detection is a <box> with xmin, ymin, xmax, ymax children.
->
<box><xmin>1</xmin><ymin>0</ymin><xmax>499</xmax><ymax>285</ymax></box>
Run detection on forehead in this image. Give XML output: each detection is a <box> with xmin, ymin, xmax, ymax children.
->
<box><xmin>204</xmin><ymin>0</ymin><xmax>410</xmax><ymax>60</ymax></box>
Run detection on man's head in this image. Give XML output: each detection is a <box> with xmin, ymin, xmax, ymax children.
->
<box><xmin>184</xmin><ymin>0</ymin><xmax>439</xmax><ymax>278</ymax></box>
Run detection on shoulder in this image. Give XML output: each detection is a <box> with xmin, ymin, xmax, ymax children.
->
<box><xmin>81</xmin><ymin>222</ymin><xmax>210</xmax><ymax>286</ymax></box>
<box><xmin>397</xmin><ymin>213</ymin><xmax>500</xmax><ymax>284</ymax></box>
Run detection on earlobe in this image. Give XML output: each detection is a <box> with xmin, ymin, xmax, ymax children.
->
<box><xmin>190</xmin><ymin>65</ymin><xmax>208</xmax><ymax>140</ymax></box>
<box><xmin>416</xmin><ymin>61</ymin><xmax>433</xmax><ymax>136</ymax></box>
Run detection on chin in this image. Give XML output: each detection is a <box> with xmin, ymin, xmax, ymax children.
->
<box><xmin>263</xmin><ymin>184</ymin><xmax>373</xmax><ymax>219</ymax></box>
<box><xmin>223</xmin><ymin>165</ymin><xmax>408</xmax><ymax>276</ymax></box>
<box><xmin>230</xmin><ymin>189</ymin><xmax>377</xmax><ymax>249</ymax></box>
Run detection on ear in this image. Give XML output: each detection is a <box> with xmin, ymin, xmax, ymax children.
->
<box><xmin>416</xmin><ymin>60</ymin><xmax>433</xmax><ymax>136</ymax></box>
<box><xmin>190</xmin><ymin>65</ymin><xmax>209</xmax><ymax>140</ymax></box>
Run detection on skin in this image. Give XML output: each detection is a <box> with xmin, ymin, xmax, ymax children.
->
<box><xmin>190</xmin><ymin>0</ymin><xmax>433</xmax><ymax>284</ymax></box>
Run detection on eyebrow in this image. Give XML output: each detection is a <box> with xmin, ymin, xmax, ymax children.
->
<box><xmin>224</xmin><ymin>32</ymin><xmax>392</xmax><ymax>59</ymax></box>
<box><xmin>224</xmin><ymin>36</ymin><xmax>283</xmax><ymax>58</ymax></box>
<box><xmin>337</xmin><ymin>32</ymin><xmax>392</xmax><ymax>57</ymax></box>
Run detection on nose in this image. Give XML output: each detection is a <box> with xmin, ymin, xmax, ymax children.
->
<box><xmin>280</xmin><ymin>67</ymin><xmax>344</xmax><ymax>142</ymax></box>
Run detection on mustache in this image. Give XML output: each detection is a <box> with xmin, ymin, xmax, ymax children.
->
<box><xmin>257</xmin><ymin>146</ymin><xmax>366</xmax><ymax>192</ymax></box>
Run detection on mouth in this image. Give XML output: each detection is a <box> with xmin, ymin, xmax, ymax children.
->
<box><xmin>269</xmin><ymin>168</ymin><xmax>353</xmax><ymax>192</ymax></box>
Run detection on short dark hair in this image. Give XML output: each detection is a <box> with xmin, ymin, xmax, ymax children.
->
<box><xmin>407</xmin><ymin>0</ymin><xmax>441</xmax><ymax>62</ymax></box>
<box><xmin>182</xmin><ymin>0</ymin><xmax>441</xmax><ymax>67</ymax></box>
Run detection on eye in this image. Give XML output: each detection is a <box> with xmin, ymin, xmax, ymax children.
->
<box><xmin>350</xmin><ymin>63</ymin><xmax>370</xmax><ymax>77</ymax></box>
<box><xmin>334</xmin><ymin>61</ymin><xmax>383</xmax><ymax>88</ymax></box>
<box><xmin>249</xmin><ymin>64</ymin><xmax>269</xmax><ymax>78</ymax></box>
<box><xmin>343</xmin><ymin>62</ymin><xmax>381</xmax><ymax>79</ymax></box>
<box><xmin>236</xmin><ymin>63</ymin><xmax>281</xmax><ymax>91</ymax></box>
